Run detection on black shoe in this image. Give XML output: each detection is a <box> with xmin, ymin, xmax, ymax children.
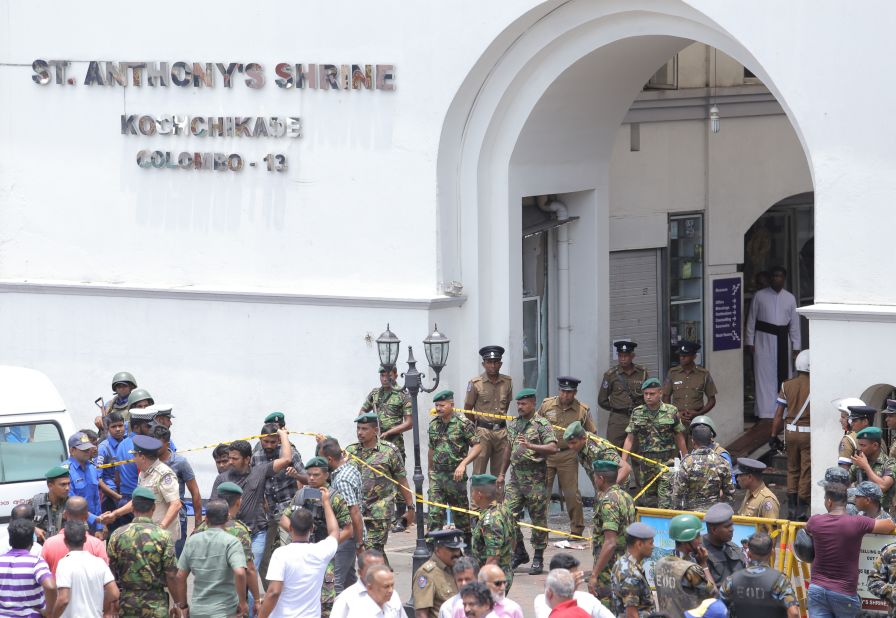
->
<box><xmin>511</xmin><ymin>549</ymin><xmax>530</xmax><ymax>570</ymax></box>
<box><xmin>391</xmin><ymin>519</ymin><xmax>407</xmax><ymax>533</ymax></box>
<box><xmin>528</xmin><ymin>555</ymin><xmax>544</xmax><ymax>575</ymax></box>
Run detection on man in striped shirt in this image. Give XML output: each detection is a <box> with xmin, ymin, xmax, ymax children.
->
<box><xmin>320</xmin><ymin>437</ymin><xmax>365</xmax><ymax>593</ymax></box>
<box><xmin>0</xmin><ymin>518</ymin><xmax>56</xmax><ymax>616</ymax></box>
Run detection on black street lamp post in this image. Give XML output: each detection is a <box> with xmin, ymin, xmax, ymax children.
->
<box><xmin>376</xmin><ymin>323</ymin><xmax>450</xmax><ymax>590</ymax></box>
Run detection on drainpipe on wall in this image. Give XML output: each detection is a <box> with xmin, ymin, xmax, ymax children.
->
<box><xmin>536</xmin><ymin>196</ymin><xmax>571</xmax><ymax>375</ymax></box>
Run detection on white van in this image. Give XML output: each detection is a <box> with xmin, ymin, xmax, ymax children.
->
<box><xmin>0</xmin><ymin>366</ymin><xmax>76</xmax><ymax>529</ymax></box>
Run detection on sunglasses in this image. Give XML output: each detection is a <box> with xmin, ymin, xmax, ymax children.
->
<box><xmin>492</xmin><ymin>580</ymin><xmax>507</xmax><ymax>587</ymax></box>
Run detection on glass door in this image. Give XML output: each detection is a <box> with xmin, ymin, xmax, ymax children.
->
<box><xmin>669</xmin><ymin>214</ymin><xmax>704</xmax><ymax>366</ymax></box>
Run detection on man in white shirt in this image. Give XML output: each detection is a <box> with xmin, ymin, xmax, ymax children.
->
<box><xmin>534</xmin><ymin>553</ymin><xmax>613</xmax><ymax>618</ymax></box>
<box><xmin>52</xmin><ymin>521</ymin><xmax>119</xmax><ymax>617</ymax></box>
<box><xmin>332</xmin><ymin>549</ymin><xmax>403</xmax><ymax>618</ymax></box>
<box><xmin>455</xmin><ymin>564</ymin><xmax>522</xmax><ymax>618</ymax></box>
<box><xmin>358</xmin><ymin>564</ymin><xmax>404</xmax><ymax>617</ymax></box>
<box><xmin>259</xmin><ymin>487</ymin><xmax>340</xmax><ymax>618</ymax></box>
<box><xmin>440</xmin><ymin>557</ymin><xmax>479</xmax><ymax>618</ymax></box>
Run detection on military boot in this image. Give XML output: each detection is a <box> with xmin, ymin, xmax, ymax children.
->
<box><xmin>796</xmin><ymin>497</ymin><xmax>810</xmax><ymax>522</ymax></box>
<box><xmin>511</xmin><ymin>544</ymin><xmax>530</xmax><ymax>570</ymax></box>
<box><xmin>787</xmin><ymin>494</ymin><xmax>798</xmax><ymax>520</ymax></box>
<box><xmin>528</xmin><ymin>549</ymin><xmax>544</xmax><ymax>575</ymax></box>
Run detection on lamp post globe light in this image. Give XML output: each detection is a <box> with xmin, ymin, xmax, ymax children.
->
<box><xmin>375</xmin><ymin>324</ymin><xmax>449</xmax><ymax>585</ymax></box>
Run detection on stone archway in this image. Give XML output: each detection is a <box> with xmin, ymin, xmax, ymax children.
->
<box><xmin>436</xmin><ymin>1</ymin><xmax>814</xmax><ymax>443</ymax></box>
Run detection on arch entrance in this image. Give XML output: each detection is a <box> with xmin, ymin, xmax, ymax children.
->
<box><xmin>437</xmin><ymin>2</ymin><xmax>814</xmax><ymax>487</ymax></box>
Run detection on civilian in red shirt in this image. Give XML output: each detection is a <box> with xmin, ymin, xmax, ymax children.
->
<box><xmin>41</xmin><ymin>496</ymin><xmax>109</xmax><ymax>574</ymax></box>
<box><xmin>806</xmin><ymin>477</ymin><xmax>894</xmax><ymax>617</ymax></box>
<box><xmin>545</xmin><ymin>569</ymin><xmax>590</xmax><ymax>617</ymax></box>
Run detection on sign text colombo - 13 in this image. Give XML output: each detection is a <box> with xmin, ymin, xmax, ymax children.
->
<box><xmin>31</xmin><ymin>60</ymin><xmax>395</xmax><ymax>173</ymax></box>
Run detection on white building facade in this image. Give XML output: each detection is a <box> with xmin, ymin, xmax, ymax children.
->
<box><xmin>1</xmin><ymin>1</ymin><xmax>894</xmax><ymax>507</ymax></box>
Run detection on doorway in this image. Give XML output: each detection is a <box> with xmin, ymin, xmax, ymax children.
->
<box><xmin>741</xmin><ymin>192</ymin><xmax>815</xmax><ymax>419</ymax></box>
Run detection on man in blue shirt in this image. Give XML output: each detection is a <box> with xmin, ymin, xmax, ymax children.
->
<box><xmin>96</xmin><ymin>412</ymin><xmax>127</xmax><ymax>514</ymax></box>
<box><xmin>66</xmin><ymin>431</ymin><xmax>104</xmax><ymax>538</ymax></box>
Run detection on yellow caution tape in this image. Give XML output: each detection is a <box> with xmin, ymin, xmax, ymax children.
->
<box><xmin>432</xmin><ymin>407</ymin><xmax>668</xmax><ymax>470</ymax></box>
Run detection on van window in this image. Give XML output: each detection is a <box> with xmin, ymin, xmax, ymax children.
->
<box><xmin>0</xmin><ymin>422</ymin><xmax>67</xmax><ymax>483</ymax></box>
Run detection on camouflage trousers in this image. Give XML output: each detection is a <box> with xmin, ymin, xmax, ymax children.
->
<box><xmin>427</xmin><ymin>470</ymin><xmax>471</xmax><ymax>534</ymax></box>
<box><xmin>504</xmin><ymin>464</ymin><xmax>549</xmax><ymax>550</ymax></box>
<box><xmin>118</xmin><ymin>587</ymin><xmax>169</xmax><ymax>618</ymax></box>
<box><xmin>382</xmin><ymin>433</ymin><xmax>408</xmax><ymax>515</ymax></box>
<box><xmin>321</xmin><ymin>559</ymin><xmax>336</xmax><ymax>618</ymax></box>
<box><xmin>589</xmin><ymin>554</ymin><xmax>618</xmax><ymax>611</ymax></box>
<box><xmin>364</xmin><ymin>517</ymin><xmax>391</xmax><ymax>557</ymax></box>
<box><xmin>636</xmin><ymin>450</ymin><xmax>676</xmax><ymax>508</ymax></box>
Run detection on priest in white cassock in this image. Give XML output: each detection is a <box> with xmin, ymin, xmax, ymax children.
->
<box><xmin>745</xmin><ymin>266</ymin><xmax>801</xmax><ymax>419</ymax></box>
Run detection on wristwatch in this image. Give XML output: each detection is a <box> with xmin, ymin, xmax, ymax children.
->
<box><xmin>176</xmin><ymin>602</ymin><xmax>189</xmax><ymax>609</ymax></box>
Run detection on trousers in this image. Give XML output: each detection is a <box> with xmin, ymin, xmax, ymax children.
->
<box><xmin>785</xmin><ymin>429</ymin><xmax>811</xmax><ymax>499</ymax></box>
<box><xmin>545</xmin><ymin>448</ymin><xmax>584</xmax><ymax>535</ymax></box>
<box><xmin>473</xmin><ymin>427</ymin><xmax>508</xmax><ymax>475</ymax></box>
<box><xmin>333</xmin><ymin>538</ymin><xmax>357</xmax><ymax>593</ymax></box>
<box><xmin>807</xmin><ymin>583</ymin><xmax>860</xmax><ymax>618</ymax></box>
<box><xmin>504</xmin><ymin>465</ymin><xmax>549</xmax><ymax>550</ymax></box>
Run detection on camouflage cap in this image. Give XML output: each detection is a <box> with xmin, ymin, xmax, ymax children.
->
<box><xmin>132</xmin><ymin>487</ymin><xmax>156</xmax><ymax>501</ymax></box>
<box><xmin>856</xmin><ymin>480</ymin><xmax>883</xmax><ymax>501</ymax></box>
<box><xmin>818</xmin><ymin>466</ymin><xmax>849</xmax><ymax>487</ymax></box>
<box><xmin>563</xmin><ymin>421</ymin><xmax>586</xmax><ymax>441</ymax></box>
<box><xmin>217</xmin><ymin>482</ymin><xmax>243</xmax><ymax>495</ymax></box>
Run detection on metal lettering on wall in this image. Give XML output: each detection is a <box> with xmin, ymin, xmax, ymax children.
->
<box><xmin>31</xmin><ymin>59</ymin><xmax>395</xmax><ymax>174</ymax></box>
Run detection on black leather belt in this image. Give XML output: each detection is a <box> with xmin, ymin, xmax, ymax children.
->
<box><xmin>558</xmin><ymin>447</ymin><xmax>570</xmax><ymax>452</ymax></box>
<box><xmin>477</xmin><ymin>419</ymin><xmax>506</xmax><ymax>430</ymax></box>
<box><xmin>611</xmin><ymin>408</ymin><xmax>631</xmax><ymax>415</ymax></box>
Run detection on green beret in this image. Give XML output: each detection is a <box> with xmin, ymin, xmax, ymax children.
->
<box><xmin>641</xmin><ymin>377</ymin><xmax>662</xmax><ymax>389</ymax></box>
<box><xmin>305</xmin><ymin>456</ymin><xmax>329</xmax><ymax>470</ymax></box>
<box><xmin>264</xmin><ymin>412</ymin><xmax>285</xmax><ymax>424</ymax></box>
<box><xmin>563</xmin><ymin>421</ymin><xmax>586</xmax><ymax>440</ymax></box>
<box><xmin>592</xmin><ymin>459</ymin><xmax>620</xmax><ymax>473</ymax></box>
<box><xmin>432</xmin><ymin>390</ymin><xmax>454</xmax><ymax>402</ymax></box>
<box><xmin>471</xmin><ymin>474</ymin><xmax>498</xmax><ymax>487</ymax></box>
<box><xmin>354</xmin><ymin>412</ymin><xmax>379</xmax><ymax>424</ymax></box>
<box><xmin>132</xmin><ymin>487</ymin><xmax>156</xmax><ymax>500</ymax></box>
<box><xmin>45</xmin><ymin>465</ymin><xmax>69</xmax><ymax>480</ymax></box>
<box><xmin>858</xmin><ymin>426</ymin><xmax>884</xmax><ymax>441</ymax></box>
<box><xmin>217</xmin><ymin>482</ymin><xmax>244</xmax><ymax>495</ymax></box>
<box><xmin>515</xmin><ymin>388</ymin><xmax>536</xmax><ymax>400</ymax></box>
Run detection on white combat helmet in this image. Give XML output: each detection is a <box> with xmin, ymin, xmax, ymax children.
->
<box><xmin>832</xmin><ymin>396</ymin><xmax>866</xmax><ymax>414</ymax></box>
<box><xmin>795</xmin><ymin>349</ymin><xmax>810</xmax><ymax>373</ymax></box>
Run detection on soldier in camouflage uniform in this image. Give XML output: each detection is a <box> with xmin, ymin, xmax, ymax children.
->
<box><xmin>622</xmin><ymin>377</ymin><xmax>687</xmax><ymax>508</ymax></box>
<box><xmin>611</xmin><ymin>522</ymin><xmax>657</xmax><ymax>618</ymax></box>
<box><xmin>564</xmin><ymin>421</ymin><xmax>631</xmax><ymax>486</ymax></box>
<box><xmin>672</xmin><ymin>424</ymin><xmax>734</xmax><ymax>512</ymax></box>
<box><xmin>107</xmin><ymin>487</ymin><xmax>184</xmax><ymax>617</ymax></box>
<box><xmin>193</xmin><ymin>482</ymin><xmax>261</xmax><ymax>616</ymax></box>
<box><xmin>849</xmin><ymin>426</ymin><xmax>896</xmax><ymax>514</ymax></box>
<box><xmin>470</xmin><ymin>474</ymin><xmax>516</xmax><ymax>590</ymax></box>
<box><xmin>31</xmin><ymin>465</ymin><xmax>70</xmax><ymax>542</ymax></box>
<box><xmin>344</xmin><ymin>412</ymin><xmax>415</xmax><ymax>561</ymax></box>
<box><xmin>590</xmin><ymin>460</ymin><xmax>636</xmax><ymax>609</ymax></box>
<box><xmin>654</xmin><ymin>514</ymin><xmax>717</xmax><ymax>617</ymax></box>
<box><xmin>883</xmin><ymin>400</ymin><xmax>896</xmax><ymax>459</ymax></box>
<box><xmin>854</xmin><ymin>480</ymin><xmax>892</xmax><ymax>520</ymax></box>
<box><xmin>656</xmin><ymin>459</ymin><xmax>678</xmax><ymax>510</ymax></box>
<box><xmin>360</xmin><ymin>364</ymin><xmax>413</xmax><ymax>531</ymax></box>
<box><xmin>869</xmin><ymin>540</ymin><xmax>896</xmax><ymax>614</ymax></box>
<box><xmin>279</xmin><ymin>457</ymin><xmax>352</xmax><ymax>618</ymax></box>
<box><xmin>427</xmin><ymin>389</ymin><xmax>481</xmax><ymax>536</ymax></box>
<box><xmin>499</xmin><ymin>388</ymin><xmax>558</xmax><ymax>575</ymax></box>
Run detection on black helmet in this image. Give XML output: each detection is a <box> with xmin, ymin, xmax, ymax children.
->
<box><xmin>793</xmin><ymin>528</ymin><xmax>814</xmax><ymax>563</ymax></box>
